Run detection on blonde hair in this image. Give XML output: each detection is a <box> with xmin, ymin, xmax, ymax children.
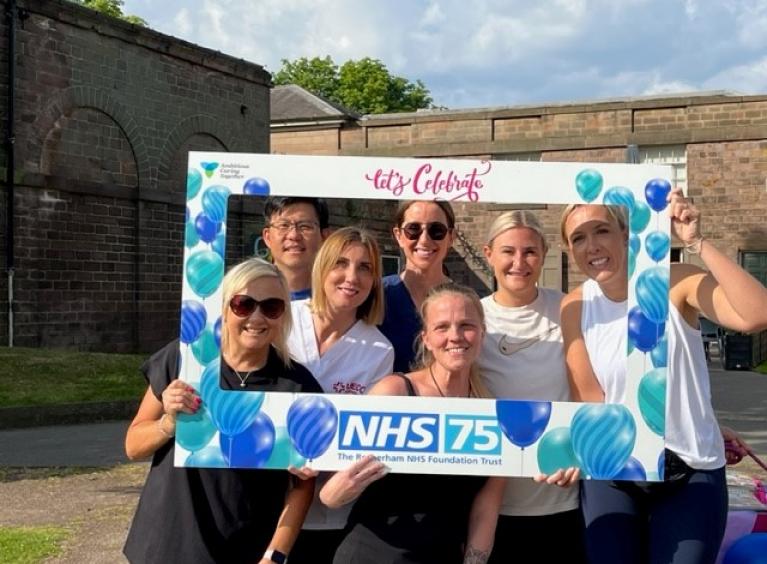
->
<box><xmin>310</xmin><ymin>227</ymin><xmax>384</xmax><ymax>324</ymax></box>
<box><xmin>559</xmin><ymin>204</ymin><xmax>628</xmax><ymax>246</ymax></box>
<box><xmin>414</xmin><ymin>282</ymin><xmax>491</xmax><ymax>399</ymax></box>
<box><xmin>221</xmin><ymin>258</ymin><xmax>292</xmax><ymax>367</ymax></box>
<box><xmin>486</xmin><ymin>210</ymin><xmax>548</xmax><ymax>253</ymax></box>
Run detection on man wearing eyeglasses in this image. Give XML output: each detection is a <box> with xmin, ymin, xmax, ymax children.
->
<box><xmin>262</xmin><ymin>197</ymin><xmax>330</xmax><ymax>300</ymax></box>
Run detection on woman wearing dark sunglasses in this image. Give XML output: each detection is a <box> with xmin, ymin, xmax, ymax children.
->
<box><xmin>379</xmin><ymin>200</ymin><xmax>456</xmax><ymax>373</ymax></box>
<box><xmin>124</xmin><ymin>258</ymin><xmax>322</xmax><ymax>564</ymax></box>
<box><xmin>286</xmin><ymin>227</ymin><xmax>394</xmax><ymax>563</ymax></box>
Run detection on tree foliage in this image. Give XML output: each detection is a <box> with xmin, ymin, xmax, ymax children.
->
<box><xmin>273</xmin><ymin>56</ymin><xmax>433</xmax><ymax>115</ymax></box>
<box><xmin>70</xmin><ymin>0</ymin><xmax>147</xmax><ymax>26</ymax></box>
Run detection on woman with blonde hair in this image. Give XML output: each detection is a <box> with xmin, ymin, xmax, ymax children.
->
<box><xmin>560</xmin><ymin>190</ymin><xmax>767</xmax><ymax>563</ymax></box>
<box><xmin>478</xmin><ymin>210</ymin><xmax>585</xmax><ymax>563</ymax></box>
<box><xmin>320</xmin><ymin>282</ymin><xmax>505</xmax><ymax>564</ymax></box>
<box><xmin>124</xmin><ymin>258</ymin><xmax>322</xmax><ymax>564</ymax></box>
<box><xmin>287</xmin><ymin>226</ymin><xmax>394</xmax><ymax>563</ymax></box>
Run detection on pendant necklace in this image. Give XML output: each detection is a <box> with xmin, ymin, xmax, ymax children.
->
<box><xmin>235</xmin><ymin>369</ymin><xmax>256</xmax><ymax>388</ymax></box>
<box><xmin>429</xmin><ymin>364</ymin><xmax>471</xmax><ymax>398</ymax></box>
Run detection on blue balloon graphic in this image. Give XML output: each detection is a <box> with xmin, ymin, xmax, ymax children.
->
<box><xmin>658</xmin><ymin>449</ymin><xmax>665</xmax><ymax>479</ymax></box>
<box><xmin>638</xmin><ymin>368</ymin><xmax>666</xmax><ymax>436</ymax></box>
<box><xmin>636</xmin><ymin>266</ymin><xmax>670</xmax><ymax>323</ymax></box>
<box><xmin>194</xmin><ymin>212</ymin><xmax>219</xmax><ymax>244</ymax></box>
<box><xmin>220</xmin><ymin>411</ymin><xmax>275</xmax><ymax>468</ymax></box>
<box><xmin>496</xmin><ymin>400</ymin><xmax>552</xmax><ymax>448</ymax></box>
<box><xmin>187</xmin><ymin>169</ymin><xmax>203</xmax><ymax>199</ymax></box>
<box><xmin>192</xmin><ymin>324</ymin><xmax>219</xmax><ymax>366</ymax></box>
<box><xmin>200</xmin><ymin>358</ymin><xmax>265</xmax><ymax>436</ymax></box>
<box><xmin>176</xmin><ymin>405</ymin><xmax>217</xmax><ymax>452</ymax></box>
<box><xmin>645</xmin><ymin>231</ymin><xmax>670</xmax><ymax>263</ymax></box>
<box><xmin>213</xmin><ymin>316</ymin><xmax>222</xmax><ymax>350</ymax></box>
<box><xmin>575</xmin><ymin>169</ymin><xmax>603</xmax><ymax>203</ymax></box>
<box><xmin>628</xmin><ymin>306</ymin><xmax>665</xmax><ymax>353</ymax></box>
<box><xmin>571</xmin><ymin>404</ymin><xmax>636</xmax><ymax>479</ymax></box>
<box><xmin>266</xmin><ymin>426</ymin><xmax>307</xmax><ymax>469</ymax></box>
<box><xmin>212</xmin><ymin>232</ymin><xmax>226</xmax><ymax>259</ymax></box>
<box><xmin>651</xmin><ymin>333</ymin><xmax>668</xmax><ymax>368</ymax></box>
<box><xmin>185</xmin><ymin>444</ymin><xmax>227</xmax><ymax>468</ymax></box>
<box><xmin>629</xmin><ymin>234</ymin><xmax>640</xmax><ymax>256</ymax></box>
<box><xmin>723</xmin><ymin>533</ymin><xmax>767</xmax><ymax>564</ymax></box>
<box><xmin>602</xmin><ymin>186</ymin><xmax>635</xmax><ymax>215</ymax></box>
<box><xmin>287</xmin><ymin>395</ymin><xmax>338</xmax><ymax>460</ymax></box>
<box><xmin>628</xmin><ymin>247</ymin><xmax>637</xmax><ymax>279</ymax></box>
<box><xmin>537</xmin><ymin>427</ymin><xmax>580</xmax><ymax>475</ymax></box>
<box><xmin>186</xmin><ymin>250</ymin><xmax>224</xmax><ymax>298</ymax></box>
<box><xmin>614</xmin><ymin>457</ymin><xmax>647</xmax><ymax>481</ymax></box>
<box><xmin>244</xmin><ymin>177</ymin><xmax>271</xmax><ymax>196</ymax></box>
<box><xmin>645</xmin><ymin>178</ymin><xmax>672</xmax><ymax>212</ymax></box>
<box><xmin>180</xmin><ymin>300</ymin><xmax>207</xmax><ymax>345</ymax></box>
<box><xmin>630</xmin><ymin>201</ymin><xmax>652</xmax><ymax>234</ymax></box>
<box><xmin>201</xmin><ymin>185</ymin><xmax>231</xmax><ymax>224</ymax></box>
<box><xmin>185</xmin><ymin>220</ymin><xmax>200</xmax><ymax>249</ymax></box>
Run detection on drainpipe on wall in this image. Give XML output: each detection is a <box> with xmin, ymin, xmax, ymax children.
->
<box><xmin>4</xmin><ymin>0</ymin><xmax>18</xmax><ymax>347</ymax></box>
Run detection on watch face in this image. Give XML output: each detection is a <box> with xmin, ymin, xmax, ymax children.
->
<box><xmin>265</xmin><ymin>549</ymin><xmax>287</xmax><ymax>564</ymax></box>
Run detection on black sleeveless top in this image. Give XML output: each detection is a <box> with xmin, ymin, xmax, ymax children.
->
<box><xmin>333</xmin><ymin>373</ymin><xmax>487</xmax><ymax>564</ymax></box>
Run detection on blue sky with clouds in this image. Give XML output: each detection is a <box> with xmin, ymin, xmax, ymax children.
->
<box><xmin>123</xmin><ymin>0</ymin><xmax>767</xmax><ymax>110</ymax></box>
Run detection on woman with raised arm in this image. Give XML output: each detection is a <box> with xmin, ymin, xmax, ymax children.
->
<box><xmin>321</xmin><ymin>282</ymin><xmax>506</xmax><ymax>564</ymax></box>
<box><xmin>379</xmin><ymin>200</ymin><xmax>455</xmax><ymax>372</ymax></box>
<box><xmin>287</xmin><ymin>226</ymin><xmax>394</xmax><ymax>563</ymax></box>
<box><xmin>124</xmin><ymin>258</ymin><xmax>322</xmax><ymax>564</ymax></box>
<box><xmin>478</xmin><ymin>210</ymin><xmax>585</xmax><ymax>563</ymax></box>
<box><xmin>560</xmin><ymin>189</ymin><xmax>767</xmax><ymax>564</ymax></box>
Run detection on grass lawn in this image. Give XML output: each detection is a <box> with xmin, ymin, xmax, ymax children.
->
<box><xmin>755</xmin><ymin>360</ymin><xmax>767</xmax><ymax>375</ymax></box>
<box><xmin>0</xmin><ymin>347</ymin><xmax>146</xmax><ymax>408</ymax></box>
<box><xmin>0</xmin><ymin>526</ymin><xmax>70</xmax><ymax>563</ymax></box>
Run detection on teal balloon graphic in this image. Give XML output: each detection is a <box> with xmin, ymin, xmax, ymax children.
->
<box><xmin>651</xmin><ymin>333</ymin><xmax>668</xmax><ymax>368</ymax></box>
<box><xmin>185</xmin><ymin>444</ymin><xmax>227</xmax><ymax>468</ymax></box>
<box><xmin>199</xmin><ymin>358</ymin><xmax>265</xmax><ymax>437</ymax></box>
<box><xmin>187</xmin><ymin>169</ymin><xmax>203</xmax><ymax>199</ymax></box>
<box><xmin>575</xmin><ymin>169</ymin><xmax>603</xmax><ymax>203</ymax></box>
<box><xmin>212</xmin><ymin>232</ymin><xmax>226</xmax><ymax>259</ymax></box>
<box><xmin>630</xmin><ymin>201</ymin><xmax>652</xmax><ymax>234</ymax></box>
<box><xmin>185</xmin><ymin>220</ymin><xmax>200</xmax><ymax>248</ymax></box>
<box><xmin>602</xmin><ymin>186</ymin><xmax>635</xmax><ymax>215</ymax></box>
<box><xmin>635</xmin><ymin>266</ymin><xmax>670</xmax><ymax>323</ymax></box>
<box><xmin>176</xmin><ymin>405</ymin><xmax>217</xmax><ymax>452</ymax></box>
<box><xmin>186</xmin><ymin>250</ymin><xmax>224</xmax><ymax>298</ymax></box>
<box><xmin>638</xmin><ymin>368</ymin><xmax>666</xmax><ymax>436</ymax></box>
<box><xmin>191</xmin><ymin>324</ymin><xmax>219</xmax><ymax>366</ymax></box>
<box><xmin>571</xmin><ymin>404</ymin><xmax>636</xmax><ymax>479</ymax></box>
<box><xmin>628</xmin><ymin>245</ymin><xmax>637</xmax><ymax>279</ymax></box>
<box><xmin>201</xmin><ymin>185</ymin><xmax>231</xmax><ymax>224</ymax></box>
<box><xmin>537</xmin><ymin>427</ymin><xmax>580</xmax><ymax>475</ymax></box>
<box><xmin>645</xmin><ymin>231</ymin><xmax>670</xmax><ymax>262</ymax></box>
<box><xmin>629</xmin><ymin>233</ymin><xmax>640</xmax><ymax>256</ymax></box>
<box><xmin>265</xmin><ymin>426</ymin><xmax>307</xmax><ymax>469</ymax></box>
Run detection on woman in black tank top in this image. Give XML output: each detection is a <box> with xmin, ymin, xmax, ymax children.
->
<box><xmin>319</xmin><ymin>283</ymin><xmax>507</xmax><ymax>564</ymax></box>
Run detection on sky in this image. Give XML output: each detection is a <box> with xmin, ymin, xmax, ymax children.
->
<box><xmin>123</xmin><ymin>0</ymin><xmax>767</xmax><ymax>110</ymax></box>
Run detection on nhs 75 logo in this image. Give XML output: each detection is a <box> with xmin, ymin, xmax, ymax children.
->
<box><xmin>338</xmin><ymin>411</ymin><xmax>439</xmax><ymax>452</ymax></box>
<box><xmin>444</xmin><ymin>415</ymin><xmax>502</xmax><ymax>455</ymax></box>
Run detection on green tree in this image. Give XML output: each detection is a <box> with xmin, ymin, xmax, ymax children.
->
<box><xmin>274</xmin><ymin>56</ymin><xmax>434</xmax><ymax>114</ymax></box>
<box><xmin>70</xmin><ymin>0</ymin><xmax>147</xmax><ymax>26</ymax></box>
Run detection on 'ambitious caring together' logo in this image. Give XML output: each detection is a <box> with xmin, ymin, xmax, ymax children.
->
<box><xmin>363</xmin><ymin>161</ymin><xmax>491</xmax><ymax>201</ymax></box>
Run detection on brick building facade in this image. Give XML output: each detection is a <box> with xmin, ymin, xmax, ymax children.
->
<box><xmin>272</xmin><ymin>88</ymin><xmax>767</xmax><ymax>296</ymax></box>
<box><xmin>1</xmin><ymin>0</ymin><xmax>272</xmax><ymax>351</ymax></box>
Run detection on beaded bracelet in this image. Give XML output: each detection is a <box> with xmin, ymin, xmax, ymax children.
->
<box><xmin>685</xmin><ymin>237</ymin><xmax>704</xmax><ymax>255</ymax></box>
<box><xmin>157</xmin><ymin>413</ymin><xmax>175</xmax><ymax>438</ymax></box>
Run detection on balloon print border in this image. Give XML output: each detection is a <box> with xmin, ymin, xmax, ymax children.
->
<box><xmin>176</xmin><ymin>153</ymin><xmax>671</xmax><ymax>481</ymax></box>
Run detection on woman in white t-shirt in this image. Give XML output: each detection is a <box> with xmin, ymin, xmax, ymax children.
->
<box><xmin>287</xmin><ymin>226</ymin><xmax>394</xmax><ymax>564</ymax></box>
<box><xmin>560</xmin><ymin>190</ymin><xmax>767</xmax><ymax>564</ymax></box>
<box><xmin>478</xmin><ymin>210</ymin><xmax>586</xmax><ymax>564</ymax></box>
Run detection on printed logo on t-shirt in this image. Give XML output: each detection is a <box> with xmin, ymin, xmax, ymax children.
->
<box><xmin>498</xmin><ymin>325</ymin><xmax>558</xmax><ymax>356</ymax></box>
<box><xmin>333</xmin><ymin>381</ymin><xmax>366</xmax><ymax>394</ymax></box>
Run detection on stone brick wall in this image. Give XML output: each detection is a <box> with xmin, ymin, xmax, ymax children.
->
<box><xmin>271</xmin><ymin>94</ymin><xmax>767</xmax><ymax>294</ymax></box>
<box><xmin>0</xmin><ymin>0</ymin><xmax>271</xmax><ymax>351</ymax></box>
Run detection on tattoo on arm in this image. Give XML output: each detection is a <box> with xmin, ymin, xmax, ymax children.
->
<box><xmin>464</xmin><ymin>546</ymin><xmax>490</xmax><ymax>564</ymax></box>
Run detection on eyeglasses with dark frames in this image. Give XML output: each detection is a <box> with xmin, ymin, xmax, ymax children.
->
<box><xmin>228</xmin><ymin>295</ymin><xmax>286</xmax><ymax>319</ymax></box>
<box><xmin>267</xmin><ymin>220</ymin><xmax>319</xmax><ymax>235</ymax></box>
<box><xmin>400</xmin><ymin>222</ymin><xmax>451</xmax><ymax>241</ymax></box>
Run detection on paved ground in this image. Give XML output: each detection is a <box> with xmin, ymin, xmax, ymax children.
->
<box><xmin>0</xmin><ymin>363</ymin><xmax>764</xmax><ymax>563</ymax></box>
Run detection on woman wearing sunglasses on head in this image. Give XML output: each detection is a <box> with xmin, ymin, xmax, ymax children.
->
<box><xmin>477</xmin><ymin>210</ymin><xmax>585</xmax><ymax>564</ymax></box>
<box><xmin>124</xmin><ymin>258</ymin><xmax>322</xmax><ymax>564</ymax></box>
<box><xmin>560</xmin><ymin>190</ymin><xmax>767</xmax><ymax>564</ymax></box>
<box><xmin>379</xmin><ymin>200</ymin><xmax>456</xmax><ymax>373</ymax></box>
<box><xmin>286</xmin><ymin>227</ymin><xmax>394</xmax><ymax>563</ymax></box>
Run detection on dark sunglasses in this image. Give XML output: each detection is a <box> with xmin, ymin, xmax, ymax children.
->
<box><xmin>401</xmin><ymin>222</ymin><xmax>450</xmax><ymax>241</ymax></box>
<box><xmin>229</xmin><ymin>295</ymin><xmax>286</xmax><ymax>319</ymax></box>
